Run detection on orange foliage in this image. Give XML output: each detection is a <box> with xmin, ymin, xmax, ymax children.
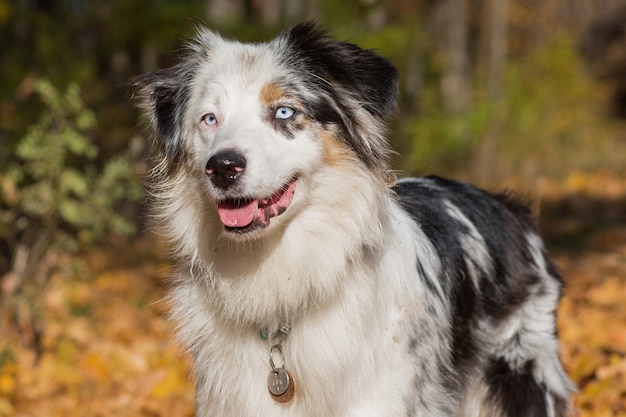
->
<box><xmin>0</xmin><ymin>243</ymin><xmax>194</xmax><ymax>417</ymax></box>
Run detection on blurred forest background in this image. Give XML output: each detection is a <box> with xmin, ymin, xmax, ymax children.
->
<box><xmin>1</xmin><ymin>0</ymin><xmax>626</xmax><ymax>416</ymax></box>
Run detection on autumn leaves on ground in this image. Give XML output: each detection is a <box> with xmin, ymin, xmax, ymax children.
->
<box><xmin>1</xmin><ymin>172</ymin><xmax>626</xmax><ymax>417</ymax></box>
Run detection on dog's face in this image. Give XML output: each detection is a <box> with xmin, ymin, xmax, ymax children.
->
<box><xmin>134</xmin><ymin>23</ymin><xmax>399</xmax><ymax>240</ymax></box>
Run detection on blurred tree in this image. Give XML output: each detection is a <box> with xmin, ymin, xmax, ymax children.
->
<box><xmin>203</xmin><ymin>0</ymin><xmax>244</xmax><ymax>23</ymax></box>
<box><xmin>0</xmin><ymin>79</ymin><xmax>142</xmax><ymax>356</ymax></box>
<box><xmin>203</xmin><ymin>0</ymin><xmax>318</xmax><ymax>27</ymax></box>
<box><xmin>0</xmin><ymin>0</ymin><xmax>204</xmax><ymax>159</ymax></box>
<box><xmin>580</xmin><ymin>4</ymin><xmax>626</xmax><ymax>118</ymax></box>
<box><xmin>486</xmin><ymin>0</ymin><xmax>510</xmax><ymax>100</ymax></box>
<box><xmin>432</xmin><ymin>0</ymin><xmax>471</xmax><ymax>115</ymax></box>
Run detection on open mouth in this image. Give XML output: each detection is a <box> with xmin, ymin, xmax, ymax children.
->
<box><xmin>217</xmin><ymin>178</ymin><xmax>297</xmax><ymax>233</ymax></box>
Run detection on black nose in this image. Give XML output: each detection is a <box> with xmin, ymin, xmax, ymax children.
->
<box><xmin>205</xmin><ymin>150</ymin><xmax>247</xmax><ymax>189</ymax></box>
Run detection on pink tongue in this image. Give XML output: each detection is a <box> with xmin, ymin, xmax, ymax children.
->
<box><xmin>216</xmin><ymin>180</ymin><xmax>297</xmax><ymax>229</ymax></box>
<box><xmin>218</xmin><ymin>199</ymin><xmax>258</xmax><ymax>227</ymax></box>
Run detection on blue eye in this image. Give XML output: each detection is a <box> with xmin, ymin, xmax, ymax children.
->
<box><xmin>275</xmin><ymin>106</ymin><xmax>295</xmax><ymax>120</ymax></box>
<box><xmin>202</xmin><ymin>113</ymin><xmax>217</xmax><ymax>126</ymax></box>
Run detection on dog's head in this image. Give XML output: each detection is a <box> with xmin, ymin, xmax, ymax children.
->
<box><xmin>133</xmin><ymin>23</ymin><xmax>399</xmax><ymax>239</ymax></box>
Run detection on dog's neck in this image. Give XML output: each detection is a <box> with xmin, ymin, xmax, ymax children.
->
<box><xmin>185</xmin><ymin>172</ymin><xmax>393</xmax><ymax>327</ymax></box>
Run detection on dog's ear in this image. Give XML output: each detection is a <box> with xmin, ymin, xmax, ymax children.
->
<box><xmin>132</xmin><ymin>28</ymin><xmax>222</xmax><ymax>159</ymax></box>
<box><xmin>131</xmin><ymin>63</ymin><xmax>195</xmax><ymax>159</ymax></box>
<box><xmin>279</xmin><ymin>22</ymin><xmax>400</xmax><ymax>118</ymax></box>
<box><xmin>277</xmin><ymin>23</ymin><xmax>399</xmax><ymax>172</ymax></box>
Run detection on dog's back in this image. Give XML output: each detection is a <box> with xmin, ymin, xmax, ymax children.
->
<box><xmin>394</xmin><ymin>176</ymin><xmax>573</xmax><ymax>416</ymax></box>
<box><xmin>133</xmin><ymin>23</ymin><xmax>573</xmax><ymax>417</ymax></box>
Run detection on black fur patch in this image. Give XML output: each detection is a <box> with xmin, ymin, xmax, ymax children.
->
<box><xmin>393</xmin><ymin>176</ymin><xmax>551</xmax><ymax>372</ymax></box>
<box><xmin>131</xmin><ymin>63</ymin><xmax>197</xmax><ymax>160</ymax></box>
<box><xmin>486</xmin><ymin>358</ymin><xmax>549</xmax><ymax>417</ymax></box>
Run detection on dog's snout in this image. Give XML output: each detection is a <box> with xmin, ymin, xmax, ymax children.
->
<box><xmin>206</xmin><ymin>150</ymin><xmax>247</xmax><ymax>189</ymax></box>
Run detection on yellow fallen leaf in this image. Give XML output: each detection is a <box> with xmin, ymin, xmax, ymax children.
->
<box><xmin>566</xmin><ymin>171</ymin><xmax>588</xmax><ymax>193</ymax></box>
<box><xmin>150</xmin><ymin>367</ymin><xmax>190</xmax><ymax>399</ymax></box>
<box><xmin>588</xmin><ymin>277</ymin><xmax>626</xmax><ymax>307</ymax></box>
<box><xmin>80</xmin><ymin>352</ymin><xmax>109</xmax><ymax>381</ymax></box>
<box><xmin>0</xmin><ymin>372</ymin><xmax>15</xmax><ymax>395</ymax></box>
<box><xmin>0</xmin><ymin>398</ymin><xmax>14</xmax><ymax>417</ymax></box>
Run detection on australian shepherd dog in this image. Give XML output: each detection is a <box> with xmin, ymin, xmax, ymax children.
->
<box><xmin>133</xmin><ymin>23</ymin><xmax>574</xmax><ymax>417</ymax></box>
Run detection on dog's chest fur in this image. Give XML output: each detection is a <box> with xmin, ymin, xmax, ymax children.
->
<box><xmin>171</xmin><ymin>200</ymin><xmax>455</xmax><ymax>417</ymax></box>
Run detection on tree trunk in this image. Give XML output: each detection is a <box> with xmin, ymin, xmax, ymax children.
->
<box><xmin>204</xmin><ymin>0</ymin><xmax>245</xmax><ymax>24</ymax></box>
<box><xmin>403</xmin><ymin>30</ymin><xmax>424</xmax><ymax>114</ymax></box>
<box><xmin>436</xmin><ymin>0</ymin><xmax>471</xmax><ymax>115</ymax></box>
<box><xmin>487</xmin><ymin>0</ymin><xmax>510</xmax><ymax>100</ymax></box>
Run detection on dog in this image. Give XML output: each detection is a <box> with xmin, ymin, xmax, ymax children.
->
<box><xmin>132</xmin><ymin>22</ymin><xmax>574</xmax><ymax>417</ymax></box>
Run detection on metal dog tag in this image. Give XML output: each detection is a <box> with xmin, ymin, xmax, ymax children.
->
<box><xmin>267</xmin><ymin>368</ymin><xmax>296</xmax><ymax>403</ymax></box>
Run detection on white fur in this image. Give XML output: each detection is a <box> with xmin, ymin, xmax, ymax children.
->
<box><xmin>169</xmin><ymin>196</ymin><xmax>452</xmax><ymax>416</ymax></box>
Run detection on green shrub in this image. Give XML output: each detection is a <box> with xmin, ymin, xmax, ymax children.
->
<box><xmin>0</xmin><ymin>79</ymin><xmax>142</xmax><ymax>346</ymax></box>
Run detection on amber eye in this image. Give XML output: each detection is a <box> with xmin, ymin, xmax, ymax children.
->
<box><xmin>275</xmin><ymin>107</ymin><xmax>295</xmax><ymax>120</ymax></box>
